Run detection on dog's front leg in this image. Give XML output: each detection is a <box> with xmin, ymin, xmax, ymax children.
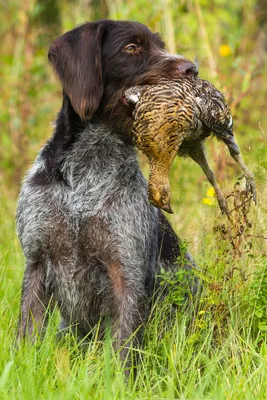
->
<box><xmin>107</xmin><ymin>260</ymin><xmax>146</xmax><ymax>365</ymax></box>
<box><xmin>111</xmin><ymin>293</ymin><xmax>146</xmax><ymax>374</ymax></box>
<box><xmin>17</xmin><ymin>259</ymin><xmax>52</xmax><ymax>341</ymax></box>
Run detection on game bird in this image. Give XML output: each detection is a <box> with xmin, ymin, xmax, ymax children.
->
<box><xmin>125</xmin><ymin>78</ymin><xmax>257</xmax><ymax>216</ymax></box>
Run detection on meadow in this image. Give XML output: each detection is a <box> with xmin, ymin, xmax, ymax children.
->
<box><xmin>0</xmin><ymin>0</ymin><xmax>267</xmax><ymax>398</ymax></box>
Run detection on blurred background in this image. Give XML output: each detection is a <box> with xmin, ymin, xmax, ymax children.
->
<box><xmin>0</xmin><ymin>0</ymin><xmax>266</xmax><ymax>255</ymax></box>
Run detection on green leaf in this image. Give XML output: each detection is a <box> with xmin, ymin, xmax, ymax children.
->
<box><xmin>258</xmin><ymin>323</ymin><xmax>267</xmax><ymax>331</ymax></box>
<box><xmin>255</xmin><ymin>309</ymin><xmax>263</xmax><ymax>318</ymax></box>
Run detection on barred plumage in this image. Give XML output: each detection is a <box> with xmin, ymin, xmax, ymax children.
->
<box><xmin>125</xmin><ymin>77</ymin><xmax>256</xmax><ymax>215</ymax></box>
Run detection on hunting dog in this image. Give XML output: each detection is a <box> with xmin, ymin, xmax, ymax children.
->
<box><xmin>16</xmin><ymin>20</ymin><xmax>198</xmax><ymax>359</ymax></box>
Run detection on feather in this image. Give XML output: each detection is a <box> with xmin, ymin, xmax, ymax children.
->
<box><xmin>125</xmin><ymin>77</ymin><xmax>256</xmax><ymax>216</ymax></box>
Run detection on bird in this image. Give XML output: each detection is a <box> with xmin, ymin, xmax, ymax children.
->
<box><xmin>124</xmin><ymin>77</ymin><xmax>257</xmax><ymax>216</ymax></box>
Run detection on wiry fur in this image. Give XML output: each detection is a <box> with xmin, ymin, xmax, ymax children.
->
<box><xmin>16</xmin><ymin>20</ymin><xmax>197</xmax><ymax>358</ymax></box>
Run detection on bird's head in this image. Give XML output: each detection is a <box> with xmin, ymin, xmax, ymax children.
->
<box><xmin>148</xmin><ymin>180</ymin><xmax>173</xmax><ymax>214</ymax></box>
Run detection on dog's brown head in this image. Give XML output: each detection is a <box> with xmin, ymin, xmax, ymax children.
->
<box><xmin>48</xmin><ymin>20</ymin><xmax>198</xmax><ymax>137</ymax></box>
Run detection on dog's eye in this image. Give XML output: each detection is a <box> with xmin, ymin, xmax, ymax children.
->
<box><xmin>124</xmin><ymin>44</ymin><xmax>138</xmax><ymax>53</ymax></box>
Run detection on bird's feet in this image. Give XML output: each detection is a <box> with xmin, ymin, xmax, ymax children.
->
<box><xmin>217</xmin><ymin>194</ymin><xmax>232</xmax><ymax>222</ymax></box>
<box><xmin>245</xmin><ymin>175</ymin><xmax>257</xmax><ymax>205</ymax></box>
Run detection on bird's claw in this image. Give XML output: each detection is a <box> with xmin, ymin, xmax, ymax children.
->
<box><xmin>245</xmin><ymin>177</ymin><xmax>257</xmax><ymax>205</ymax></box>
<box><xmin>218</xmin><ymin>196</ymin><xmax>233</xmax><ymax>223</ymax></box>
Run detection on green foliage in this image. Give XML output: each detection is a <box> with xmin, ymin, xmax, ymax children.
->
<box><xmin>159</xmin><ymin>241</ymin><xmax>198</xmax><ymax>307</ymax></box>
<box><xmin>246</xmin><ymin>259</ymin><xmax>267</xmax><ymax>339</ymax></box>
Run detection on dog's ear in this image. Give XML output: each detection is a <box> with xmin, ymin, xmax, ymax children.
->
<box><xmin>48</xmin><ymin>23</ymin><xmax>105</xmax><ymax>119</ymax></box>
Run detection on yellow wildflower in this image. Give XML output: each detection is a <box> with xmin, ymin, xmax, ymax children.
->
<box><xmin>206</xmin><ymin>187</ymin><xmax>215</xmax><ymax>198</ymax></box>
<box><xmin>219</xmin><ymin>44</ymin><xmax>231</xmax><ymax>57</ymax></box>
<box><xmin>202</xmin><ymin>197</ymin><xmax>213</xmax><ymax>205</ymax></box>
<box><xmin>202</xmin><ymin>187</ymin><xmax>216</xmax><ymax>205</ymax></box>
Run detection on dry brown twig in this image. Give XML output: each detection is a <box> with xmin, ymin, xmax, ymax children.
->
<box><xmin>213</xmin><ymin>183</ymin><xmax>254</xmax><ymax>259</ymax></box>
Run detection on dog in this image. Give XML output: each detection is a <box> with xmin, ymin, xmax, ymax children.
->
<box><xmin>16</xmin><ymin>20</ymin><xmax>198</xmax><ymax>359</ymax></box>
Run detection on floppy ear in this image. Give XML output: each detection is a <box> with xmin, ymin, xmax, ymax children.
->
<box><xmin>48</xmin><ymin>22</ymin><xmax>105</xmax><ymax>119</ymax></box>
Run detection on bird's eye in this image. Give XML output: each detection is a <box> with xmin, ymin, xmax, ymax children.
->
<box><xmin>124</xmin><ymin>44</ymin><xmax>138</xmax><ymax>53</ymax></box>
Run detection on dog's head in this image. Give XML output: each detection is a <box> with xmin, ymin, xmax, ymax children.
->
<box><xmin>48</xmin><ymin>20</ymin><xmax>198</xmax><ymax>135</ymax></box>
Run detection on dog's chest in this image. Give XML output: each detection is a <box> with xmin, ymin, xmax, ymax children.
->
<box><xmin>18</xmin><ymin>126</ymin><xmax>159</xmax><ymax>317</ymax></box>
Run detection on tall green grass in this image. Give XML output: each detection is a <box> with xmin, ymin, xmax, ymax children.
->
<box><xmin>1</xmin><ymin>276</ymin><xmax>267</xmax><ymax>399</ymax></box>
<box><xmin>1</xmin><ymin>190</ymin><xmax>267</xmax><ymax>399</ymax></box>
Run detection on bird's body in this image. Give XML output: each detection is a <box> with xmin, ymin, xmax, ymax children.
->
<box><xmin>125</xmin><ymin>77</ymin><xmax>256</xmax><ymax>215</ymax></box>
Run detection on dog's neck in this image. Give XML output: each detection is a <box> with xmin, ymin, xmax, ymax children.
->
<box><xmin>38</xmin><ymin>112</ymin><xmax>138</xmax><ymax>191</ymax></box>
<box><xmin>38</xmin><ymin>94</ymin><xmax>137</xmax><ymax>183</ymax></box>
<box><xmin>55</xmin><ymin>92</ymin><xmax>133</xmax><ymax>147</ymax></box>
<box><xmin>62</xmin><ymin>123</ymin><xmax>136</xmax><ymax>165</ymax></box>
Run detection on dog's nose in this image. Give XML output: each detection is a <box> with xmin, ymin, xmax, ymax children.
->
<box><xmin>177</xmin><ymin>60</ymin><xmax>198</xmax><ymax>76</ymax></box>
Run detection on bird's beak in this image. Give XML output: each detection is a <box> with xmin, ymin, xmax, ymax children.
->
<box><xmin>162</xmin><ymin>202</ymin><xmax>174</xmax><ymax>214</ymax></box>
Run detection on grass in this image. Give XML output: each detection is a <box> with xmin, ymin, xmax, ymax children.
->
<box><xmin>1</xmin><ymin>283</ymin><xmax>267</xmax><ymax>400</ymax></box>
<box><xmin>1</xmin><ymin>181</ymin><xmax>267</xmax><ymax>399</ymax></box>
